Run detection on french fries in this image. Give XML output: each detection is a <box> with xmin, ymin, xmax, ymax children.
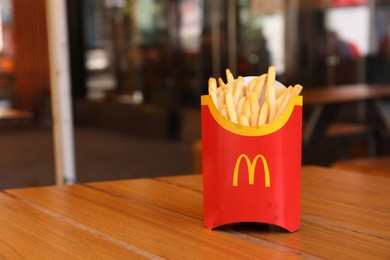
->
<box><xmin>207</xmin><ymin>66</ymin><xmax>302</xmax><ymax>127</ymax></box>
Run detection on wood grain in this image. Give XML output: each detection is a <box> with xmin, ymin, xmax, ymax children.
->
<box><xmin>0</xmin><ymin>192</ymin><xmax>144</xmax><ymax>259</ymax></box>
<box><xmin>2</xmin><ymin>166</ymin><xmax>389</xmax><ymax>259</ymax></box>
<box><xmin>331</xmin><ymin>156</ymin><xmax>390</xmax><ymax>178</ymax></box>
<box><xmin>6</xmin><ymin>184</ymin><xmax>300</xmax><ymax>259</ymax></box>
<box><xmin>87</xmin><ymin>168</ymin><xmax>390</xmax><ymax>259</ymax></box>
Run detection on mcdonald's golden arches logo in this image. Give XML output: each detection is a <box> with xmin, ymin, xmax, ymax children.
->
<box><xmin>233</xmin><ymin>154</ymin><xmax>270</xmax><ymax>187</ymax></box>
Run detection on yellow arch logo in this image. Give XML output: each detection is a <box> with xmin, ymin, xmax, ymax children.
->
<box><xmin>233</xmin><ymin>154</ymin><xmax>270</xmax><ymax>187</ymax></box>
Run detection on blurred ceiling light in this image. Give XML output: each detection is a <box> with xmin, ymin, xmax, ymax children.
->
<box><xmin>132</xmin><ymin>90</ymin><xmax>143</xmax><ymax>105</ymax></box>
<box><xmin>85</xmin><ymin>49</ymin><xmax>109</xmax><ymax>71</ymax></box>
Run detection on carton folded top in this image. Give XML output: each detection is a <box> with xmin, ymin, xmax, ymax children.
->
<box><xmin>201</xmin><ymin>95</ymin><xmax>302</xmax><ymax>136</ymax></box>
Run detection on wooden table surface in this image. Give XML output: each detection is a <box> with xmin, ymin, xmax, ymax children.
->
<box><xmin>331</xmin><ymin>155</ymin><xmax>390</xmax><ymax>178</ymax></box>
<box><xmin>303</xmin><ymin>84</ymin><xmax>390</xmax><ymax>105</ymax></box>
<box><xmin>1</xmin><ymin>166</ymin><xmax>389</xmax><ymax>259</ymax></box>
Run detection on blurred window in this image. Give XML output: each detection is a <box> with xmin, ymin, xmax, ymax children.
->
<box><xmin>325</xmin><ymin>5</ymin><xmax>370</xmax><ymax>57</ymax></box>
<box><xmin>79</xmin><ymin>0</ymin><xmax>390</xmax><ymax>106</ymax></box>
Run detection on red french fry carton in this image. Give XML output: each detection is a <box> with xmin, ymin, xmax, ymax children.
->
<box><xmin>201</xmin><ymin>83</ymin><xmax>302</xmax><ymax>232</ymax></box>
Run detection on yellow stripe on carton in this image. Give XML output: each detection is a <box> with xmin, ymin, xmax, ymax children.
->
<box><xmin>201</xmin><ymin>95</ymin><xmax>303</xmax><ymax>136</ymax></box>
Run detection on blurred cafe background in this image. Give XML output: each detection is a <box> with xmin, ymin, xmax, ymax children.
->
<box><xmin>0</xmin><ymin>0</ymin><xmax>389</xmax><ymax>188</ymax></box>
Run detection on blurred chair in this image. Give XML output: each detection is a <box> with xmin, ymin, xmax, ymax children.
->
<box><xmin>324</xmin><ymin>122</ymin><xmax>377</xmax><ymax>159</ymax></box>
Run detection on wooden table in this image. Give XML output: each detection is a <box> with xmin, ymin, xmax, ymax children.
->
<box><xmin>1</xmin><ymin>166</ymin><xmax>389</xmax><ymax>258</ymax></box>
<box><xmin>302</xmin><ymin>84</ymin><xmax>390</xmax><ymax>145</ymax></box>
<box><xmin>332</xmin><ymin>155</ymin><xmax>390</xmax><ymax>178</ymax></box>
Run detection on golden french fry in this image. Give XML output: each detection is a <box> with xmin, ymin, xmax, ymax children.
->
<box><xmin>292</xmin><ymin>84</ymin><xmax>303</xmax><ymax>96</ymax></box>
<box><xmin>242</xmin><ymin>99</ymin><xmax>251</xmax><ymax>121</ymax></box>
<box><xmin>244</xmin><ymin>87</ymin><xmax>252</xmax><ymax>98</ymax></box>
<box><xmin>235</xmin><ymin>96</ymin><xmax>246</xmax><ymax>118</ymax></box>
<box><xmin>233</xmin><ymin>76</ymin><xmax>244</xmax><ymax>107</ymax></box>
<box><xmin>226</xmin><ymin>69</ymin><xmax>235</xmax><ymax>83</ymax></box>
<box><xmin>266</xmin><ymin>66</ymin><xmax>277</xmax><ymax>123</ymax></box>
<box><xmin>266</xmin><ymin>66</ymin><xmax>276</xmax><ymax>95</ymax></box>
<box><xmin>249</xmin><ymin>92</ymin><xmax>260</xmax><ymax>126</ymax></box>
<box><xmin>257</xmin><ymin>99</ymin><xmax>269</xmax><ymax>126</ymax></box>
<box><xmin>217</xmin><ymin>88</ymin><xmax>225</xmax><ymax>110</ymax></box>
<box><xmin>208</xmin><ymin>77</ymin><xmax>219</xmax><ymax>111</ymax></box>
<box><xmin>276</xmin><ymin>87</ymin><xmax>285</xmax><ymax>99</ymax></box>
<box><xmin>225</xmin><ymin>86</ymin><xmax>238</xmax><ymax>124</ymax></box>
<box><xmin>218</xmin><ymin>77</ymin><xmax>225</xmax><ymax>88</ymax></box>
<box><xmin>274</xmin><ymin>84</ymin><xmax>302</xmax><ymax>120</ymax></box>
<box><xmin>254</xmin><ymin>74</ymin><xmax>267</xmax><ymax>101</ymax></box>
<box><xmin>275</xmin><ymin>86</ymin><xmax>292</xmax><ymax>119</ymax></box>
<box><xmin>238</xmin><ymin>114</ymin><xmax>250</xmax><ymax>126</ymax></box>
<box><xmin>217</xmin><ymin>85</ymin><xmax>227</xmax><ymax>98</ymax></box>
<box><xmin>276</xmin><ymin>87</ymin><xmax>288</xmax><ymax>107</ymax></box>
<box><xmin>220</xmin><ymin>105</ymin><xmax>228</xmax><ymax>119</ymax></box>
<box><xmin>248</xmin><ymin>78</ymin><xmax>256</xmax><ymax>93</ymax></box>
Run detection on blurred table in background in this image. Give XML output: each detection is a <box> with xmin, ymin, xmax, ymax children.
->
<box><xmin>303</xmin><ymin>84</ymin><xmax>390</xmax><ymax>157</ymax></box>
<box><xmin>0</xmin><ymin>107</ymin><xmax>32</xmax><ymax>121</ymax></box>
